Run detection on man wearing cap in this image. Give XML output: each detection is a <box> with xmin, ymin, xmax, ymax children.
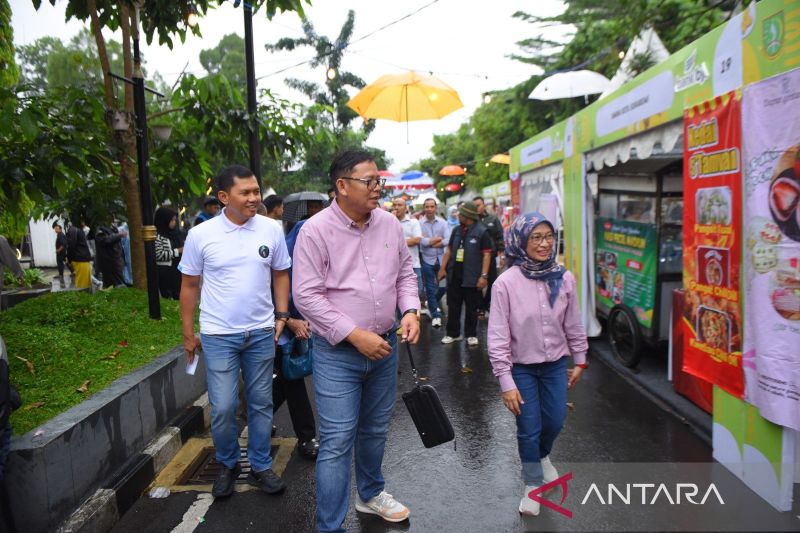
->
<box><xmin>438</xmin><ymin>201</ymin><xmax>493</xmax><ymax>346</ymax></box>
<box><xmin>194</xmin><ymin>196</ymin><xmax>221</xmax><ymax>227</ymax></box>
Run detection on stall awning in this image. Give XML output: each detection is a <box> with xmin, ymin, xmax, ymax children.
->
<box><xmin>586</xmin><ymin>120</ymin><xmax>683</xmax><ymax>172</ymax></box>
<box><xmin>519</xmin><ymin>162</ymin><xmax>563</xmax><ymax>221</ymax></box>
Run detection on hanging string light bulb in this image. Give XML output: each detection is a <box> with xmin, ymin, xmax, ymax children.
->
<box><xmin>326</xmin><ymin>67</ymin><xmax>337</xmax><ymax>80</ymax></box>
<box><xmin>186</xmin><ymin>3</ymin><xmax>199</xmax><ymax>27</ymax></box>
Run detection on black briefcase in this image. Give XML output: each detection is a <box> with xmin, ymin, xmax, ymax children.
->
<box><xmin>401</xmin><ymin>343</ymin><xmax>455</xmax><ymax>448</ymax></box>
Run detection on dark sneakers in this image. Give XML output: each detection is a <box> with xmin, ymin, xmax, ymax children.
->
<box><xmin>212</xmin><ymin>463</ymin><xmax>241</xmax><ymax>498</ymax></box>
<box><xmin>299</xmin><ymin>438</ymin><xmax>320</xmax><ymax>460</ymax></box>
<box><xmin>247</xmin><ymin>468</ymin><xmax>287</xmax><ymax>495</ymax></box>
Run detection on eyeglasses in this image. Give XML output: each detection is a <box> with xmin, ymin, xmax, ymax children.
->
<box><xmin>339</xmin><ymin>176</ymin><xmax>386</xmax><ymax>190</ymax></box>
<box><xmin>530</xmin><ymin>232</ymin><xmax>555</xmax><ymax>245</ymax></box>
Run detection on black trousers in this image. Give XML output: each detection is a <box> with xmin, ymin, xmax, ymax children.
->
<box><xmin>273</xmin><ymin>348</ymin><xmax>316</xmax><ymax>442</ymax></box>
<box><xmin>446</xmin><ymin>282</ymin><xmax>482</xmax><ymax>338</ymax></box>
<box><xmin>479</xmin><ymin>254</ymin><xmax>498</xmax><ymax>312</ymax></box>
<box><xmin>56</xmin><ymin>253</ymin><xmax>73</xmax><ymax>277</ymax></box>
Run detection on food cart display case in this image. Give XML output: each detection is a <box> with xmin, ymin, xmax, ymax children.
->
<box><xmin>594</xmin><ymin>160</ymin><xmax>683</xmax><ymax>366</ymax></box>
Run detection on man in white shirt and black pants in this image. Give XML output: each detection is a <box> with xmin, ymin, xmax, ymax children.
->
<box><xmin>179</xmin><ymin>165</ymin><xmax>292</xmax><ymax>498</ymax></box>
<box><xmin>393</xmin><ymin>197</ymin><xmax>423</xmax><ymax>311</ymax></box>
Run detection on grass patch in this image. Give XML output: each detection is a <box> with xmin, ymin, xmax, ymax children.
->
<box><xmin>0</xmin><ymin>288</ymin><xmax>186</xmax><ymax>435</ymax></box>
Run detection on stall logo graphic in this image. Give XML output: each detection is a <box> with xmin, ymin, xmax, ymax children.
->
<box><xmin>528</xmin><ymin>472</ymin><xmax>574</xmax><ymax>518</ymax></box>
<box><xmin>763</xmin><ymin>11</ymin><xmax>784</xmax><ymax>57</ymax></box>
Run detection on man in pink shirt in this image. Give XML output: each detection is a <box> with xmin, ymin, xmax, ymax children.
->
<box><xmin>293</xmin><ymin>150</ymin><xmax>420</xmax><ymax>533</ymax></box>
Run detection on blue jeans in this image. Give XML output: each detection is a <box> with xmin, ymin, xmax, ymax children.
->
<box><xmin>421</xmin><ymin>261</ymin><xmax>445</xmax><ymax>318</ymax></box>
<box><xmin>512</xmin><ymin>357</ymin><xmax>568</xmax><ymax>485</ymax></box>
<box><xmin>313</xmin><ymin>332</ymin><xmax>398</xmax><ymax>533</ymax></box>
<box><xmin>200</xmin><ymin>328</ymin><xmax>275</xmax><ymax>472</ymax></box>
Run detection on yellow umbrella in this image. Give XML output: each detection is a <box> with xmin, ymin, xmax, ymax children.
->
<box><xmin>490</xmin><ymin>153</ymin><xmax>511</xmax><ymax>165</ymax></box>
<box><xmin>347</xmin><ymin>71</ymin><xmax>463</xmax><ymax>140</ymax></box>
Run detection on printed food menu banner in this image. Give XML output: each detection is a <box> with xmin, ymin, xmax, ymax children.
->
<box><xmin>742</xmin><ymin>68</ymin><xmax>800</xmax><ymax>432</ymax></box>
<box><xmin>595</xmin><ymin>218</ymin><xmax>657</xmax><ymax>328</ymax></box>
<box><xmin>682</xmin><ymin>92</ymin><xmax>744</xmax><ymax>399</ymax></box>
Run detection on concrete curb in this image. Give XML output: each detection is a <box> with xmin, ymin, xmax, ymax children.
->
<box><xmin>57</xmin><ymin>393</ymin><xmax>210</xmax><ymax>533</ymax></box>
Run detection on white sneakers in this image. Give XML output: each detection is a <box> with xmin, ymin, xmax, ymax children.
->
<box><xmin>541</xmin><ymin>455</ymin><xmax>558</xmax><ymax>484</ymax></box>
<box><xmin>441</xmin><ymin>335</ymin><xmax>463</xmax><ymax>344</ymax></box>
<box><xmin>355</xmin><ymin>491</ymin><xmax>410</xmax><ymax>523</ymax></box>
<box><xmin>467</xmin><ymin>337</ymin><xmax>479</xmax><ymax>346</ymax></box>
<box><xmin>519</xmin><ymin>457</ymin><xmax>559</xmax><ymax>516</ymax></box>
<box><xmin>519</xmin><ymin>485</ymin><xmax>541</xmax><ymax>516</ymax></box>
<box><xmin>431</xmin><ymin>317</ymin><xmax>442</xmax><ymax>328</ymax></box>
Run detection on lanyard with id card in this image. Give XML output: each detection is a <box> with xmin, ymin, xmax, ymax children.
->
<box><xmin>455</xmin><ymin>245</ymin><xmax>465</xmax><ymax>262</ymax></box>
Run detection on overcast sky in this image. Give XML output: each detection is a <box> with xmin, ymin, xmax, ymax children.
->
<box><xmin>11</xmin><ymin>0</ymin><xmax>566</xmax><ymax>173</ymax></box>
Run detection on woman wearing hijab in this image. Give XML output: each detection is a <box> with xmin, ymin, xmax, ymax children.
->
<box><xmin>154</xmin><ymin>206</ymin><xmax>184</xmax><ymax>299</ymax></box>
<box><xmin>487</xmin><ymin>212</ymin><xmax>588</xmax><ymax>516</ymax></box>
<box><xmin>446</xmin><ymin>205</ymin><xmax>460</xmax><ymax>233</ymax></box>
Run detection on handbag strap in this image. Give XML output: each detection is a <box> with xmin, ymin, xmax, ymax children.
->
<box><xmin>405</xmin><ymin>342</ymin><xmax>419</xmax><ymax>386</ymax></box>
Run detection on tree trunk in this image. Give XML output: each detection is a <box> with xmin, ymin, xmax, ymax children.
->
<box><xmin>88</xmin><ymin>0</ymin><xmax>146</xmax><ymax>289</ymax></box>
<box><xmin>118</xmin><ymin>3</ymin><xmax>146</xmax><ymax>289</ymax></box>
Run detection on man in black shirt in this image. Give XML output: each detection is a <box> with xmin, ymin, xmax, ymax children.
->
<box><xmin>52</xmin><ymin>222</ymin><xmax>73</xmax><ymax>286</ymax></box>
<box><xmin>438</xmin><ymin>201</ymin><xmax>493</xmax><ymax>347</ymax></box>
<box><xmin>473</xmin><ymin>196</ymin><xmax>505</xmax><ymax>317</ymax></box>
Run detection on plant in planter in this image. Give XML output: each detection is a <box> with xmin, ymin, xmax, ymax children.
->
<box><xmin>4</xmin><ymin>268</ymin><xmax>47</xmax><ymax>289</ymax></box>
<box><xmin>1</xmin><ymin>269</ymin><xmax>51</xmax><ymax>310</ymax></box>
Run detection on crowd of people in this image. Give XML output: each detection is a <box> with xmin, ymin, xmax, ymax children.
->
<box><xmin>173</xmin><ymin>150</ymin><xmax>587</xmax><ymax>531</ymax></box>
<box><xmin>0</xmin><ymin>149</ymin><xmax>589</xmax><ymax>530</ymax></box>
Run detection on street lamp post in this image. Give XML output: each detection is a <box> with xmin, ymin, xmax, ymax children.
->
<box><xmin>131</xmin><ymin>8</ymin><xmax>161</xmax><ymax>320</ymax></box>
<box><xmin>108</xmin><ymin>3</ymin><xmax>162</xmax><ymax>320</ymax></box>
<box><xmin>243</xmin><ymin>3</ymin><xmax>262</xmax><ymax>189</ymax></box>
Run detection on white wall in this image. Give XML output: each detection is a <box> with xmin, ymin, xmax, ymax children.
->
<box><xmin>28</xmin><ymin>217</ymin><xmax>60</xmax><ymax>268</ymax></box>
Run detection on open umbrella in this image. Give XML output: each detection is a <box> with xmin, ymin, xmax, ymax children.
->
<box><xmin>282</xmin><ymin>191</ymin><xmax>328</xmax><ymax>225</ymax></box>
<box><xmin>528</xmin><ymin>70</ymin><xmax>611</xmax><ymax>101</ymax></box>
<box><xmin>378</xmin><ymin>170</ymin><xmax>395</xmax><ymax>177</ymax></box>
<box><xmin>490</xmin><ymin>153</ymin><xmax>511</xmax><ymax>165</ymax></box>
<box><xmin>439</xmin><ymin>164</ymin><xmax>466</xmax><ymax>176</ymax></box>
<box><xmin>400</xmin><ymin>170</ymin><xmax>425</xmax><ymax>180</ymax></box>
<box><xmin>347</xmin><ymin>71</ymin><xmax>463</xmax><ymax>141</ymax></box>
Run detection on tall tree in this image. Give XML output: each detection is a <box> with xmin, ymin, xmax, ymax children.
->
<box><xmin>32</xmin><ymin>0</ymin><xmax>310</xmax><ymax>289</ymax></box>
<box><xmin>0</xmin><ymin>0</ymin><xmax>19</xmax><ymax>88</ymax></box>
<box><xmin>416</xmin><ymin>0</ymin><xmax>731</xmax><ymax>193</ymax></box>
<box><xmin>265</xmin><ymin>9</ymin><xmax>371</xmax><ymax>135</ymax></box>
<box><xmin>199</xmin><ymin>33</ymin><xmax>247</xmax><ymax>88</ymax></box>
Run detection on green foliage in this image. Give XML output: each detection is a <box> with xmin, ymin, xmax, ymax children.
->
<box><xmin>0</xmin><ymin>0</ymin><xmax>19</xmax><ymax>88</ymax></box>
<box><xmin>199</xmin><ymin>33</ymin><xmax>247</xmax><ymax>88</ymax></box>
<box><xmin>3</xmin><ymin>268</ymin><xmax>45</xmax><ymax>288</ymax></box>
<box><xmin>0</xmin><ymin>288</ymin><xmax>187</xmax><ymax>435</ymax></box>
<box><xmin>265</xmin><ymin>10</ymin><xmax>370</xmax><ymax>135</ymax></box>
<box><xmin>148</xmin><ymin>73</ymin><xmax>324</xmax><ymax>202</ymax></box>
<box><xmin>280</xmin><ymin>117</ymin><xmax>389</xmax><ymax>193</ymax></box>
<box><xmin>417</xmin><ymin>0</ymin><xmax>730</xmax><ymax>194</ymax></box>
<box><xmin>0</xmin><ymin>83</ymin><xmax>119</xmax><ymax>226</ymax></box>
<box><xmin>36</xmin><ymin>0</ymin><xmax>310</xmax><ymax>48</ymax></box>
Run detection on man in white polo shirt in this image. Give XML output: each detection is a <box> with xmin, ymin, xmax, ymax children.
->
<box><xmin>179</xmin><ymin>165</ymin><xmax>292</xmax><ymax>499</ymax></box>
<box><xmin>393</xmin><ymin>197</ymin><xmax>422</xmax><ymax>309</ymax></box>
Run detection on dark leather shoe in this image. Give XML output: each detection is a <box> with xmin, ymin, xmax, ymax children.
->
<box><xmin>247</xmin><ymin>468</ymin><xmax>286</xmax><ymax>495</ymax></box>
<box><xmin>212</xmin><ymin>463</ymin><xmax>240</xmax><ymax>498</ymax></box>
<box><xmin>299</xmin><ymin>438</ymin><xmax>319</xmax><ymax>460</ymax></box>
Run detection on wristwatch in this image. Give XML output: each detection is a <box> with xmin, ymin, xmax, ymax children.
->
<box><xmin>480</xmin><ymin>273</ymin><xmax>489</xmax><ymax>279</ymax></box>
<box><xmin>275</xmin><ymin>311</ymin><xmax>291</xmax><ymax>321</ymax></box>
<box><xmin>402</xmin><ymin>308</ymin><xmax>418</xmax><ymax>317</ymax></box>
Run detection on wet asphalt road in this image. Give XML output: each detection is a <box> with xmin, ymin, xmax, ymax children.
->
<box><xmin>111</xmin><ymin>318</ymin><xmax>797</xmax><ymax>532</ymax></box>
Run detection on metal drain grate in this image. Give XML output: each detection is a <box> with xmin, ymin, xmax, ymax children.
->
<box><xmin>177</xmin><ymin>445</ymin><xmax>279</xmax><ymax>485</ymax></box>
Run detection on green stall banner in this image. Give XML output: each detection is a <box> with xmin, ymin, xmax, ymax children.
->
<box><xmin>595</xmin><ymin>217</ymin><xmax>659</xmax><ymax>328</ymax></box>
